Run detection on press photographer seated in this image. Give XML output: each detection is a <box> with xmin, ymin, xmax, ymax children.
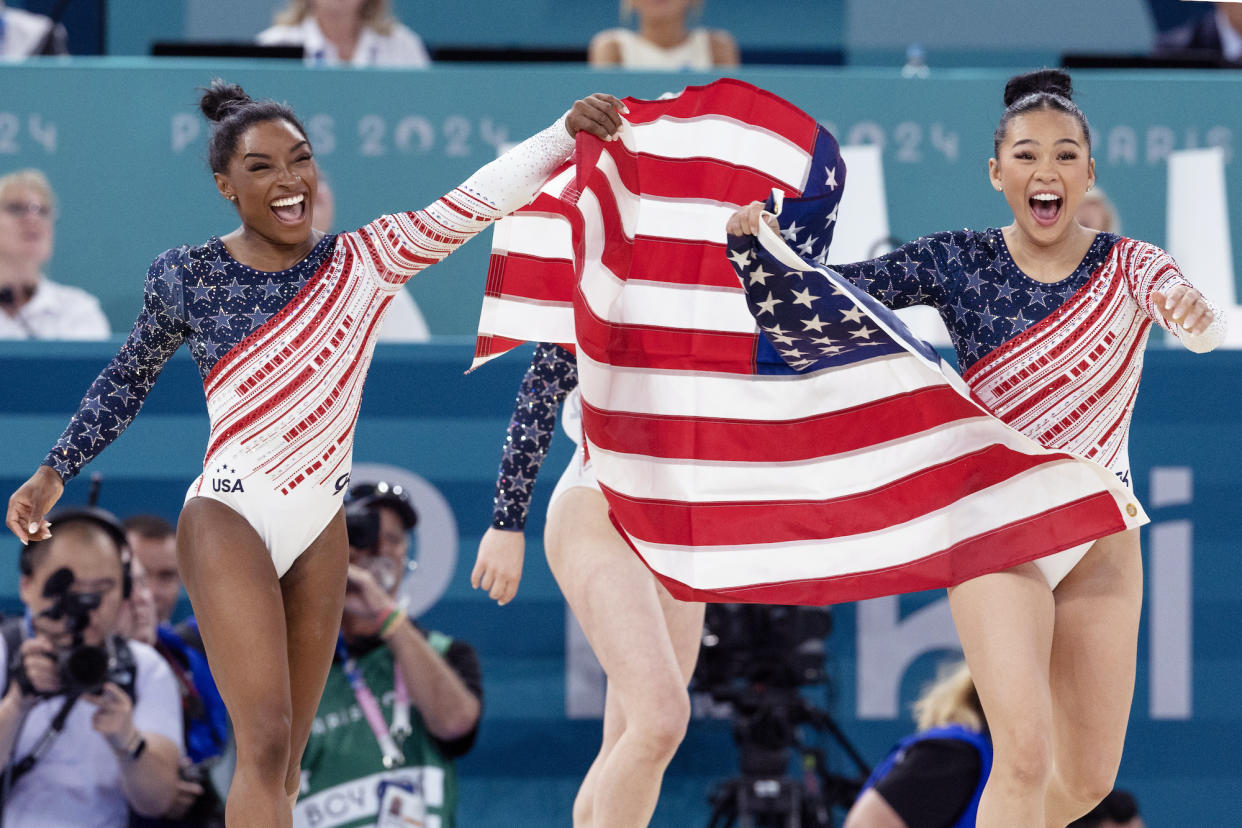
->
<box><xmin>0</xmin><ymin>507</ymin><xmax>183</xmax><ymax>826</ymax></box>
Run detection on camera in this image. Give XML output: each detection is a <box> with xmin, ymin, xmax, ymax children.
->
<box><xmin>345</xmin><ymin>504</ymin><xmax>381</xmax><ymax>553</ymax></box>
<box><xmin>10</xmin><ymin>567</ymin><xmax>128</xmax><ymax>698</ymax></box>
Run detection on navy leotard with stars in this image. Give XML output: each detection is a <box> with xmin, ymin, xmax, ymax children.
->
<box><xmin>44</xmin><ymin>234</ymin><xmax>335</xmax><ymax>480</ymax></box>
<box><xmin>831</xmin><ymin>228</ymin><xmax>1119</xmax><ymax>371</ymax></box>
<box><xmin>490</xmin><ymin>343</ymin><xmax>578</xmax><ymax>531</ymax></box>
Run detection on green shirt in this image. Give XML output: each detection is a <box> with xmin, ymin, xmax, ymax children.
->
<box><xmin>294</xmin><ymin>629</ymin><xmax>480</xmax><ymax>828</ymax></box>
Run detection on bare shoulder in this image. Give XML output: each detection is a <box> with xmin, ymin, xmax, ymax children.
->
<box><xmin>588</xmin><ymin>28</ymin><xmax>625</xmax><ymax>66</ymax></box>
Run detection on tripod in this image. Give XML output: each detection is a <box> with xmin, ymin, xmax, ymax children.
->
<box><xmin>705</xmin><ymin>689</ymin><xmax>870</xmax><ymax>828</ymax></box>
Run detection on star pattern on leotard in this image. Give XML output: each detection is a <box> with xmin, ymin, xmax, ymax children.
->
<box><xmin>44</xmin><ymin>235</ymin><xmax>336</xmax><ymax>482</ymax></box>
<box><xmin>491</xmin><ymin>343</ymin><xmax>579</xmax><ymax>531</ymax></box>
<box><xmin>815</xmin><ymin>228</ymin><xmax>1118</xmax><ymax>370</ymax></box>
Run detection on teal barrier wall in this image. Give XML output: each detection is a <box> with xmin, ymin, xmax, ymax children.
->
<box><xmin>1</xmin><ymin>61</ymin><xmax>1239</xmax><ymax>339</ymax></box>
<box><xmin>0</xmin><ymin>342</ymin><xmax>1238</xmax><ymax>826</ymax></box>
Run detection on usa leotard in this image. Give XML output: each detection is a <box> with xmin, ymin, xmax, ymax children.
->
<box><xmin>44</xmin><ymin>118</ymin><xmax>576</xmax><ymax>576</ymax></box>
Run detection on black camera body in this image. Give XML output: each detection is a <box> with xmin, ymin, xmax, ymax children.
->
<box><xmin>345</xmin><ymin>505</ymin><xmax>381</xmax><ymax>552</ymax></box>
<box><xmin>10</xmin><ymin>567</ymin><xmax>135</xmax><ymax>698</ymax></box>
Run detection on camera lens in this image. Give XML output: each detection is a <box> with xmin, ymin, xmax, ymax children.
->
<box><xmin>61</xmin><ymin>644</ymin><xmax>110</xmax><ymax>693</ymax></box>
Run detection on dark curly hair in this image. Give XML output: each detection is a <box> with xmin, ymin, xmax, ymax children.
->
<box><xmin>199</xmin><ymin>79</ymin><xmax>310</xmax><ymax>173</ymax></box>
<box><xmin>993</xmin><ymin>68</ymin><xmax>1091</xmax><ymax>157</ymax></box>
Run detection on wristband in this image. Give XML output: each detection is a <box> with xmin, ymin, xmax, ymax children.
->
<box><xmin>379</xmin><ymin>608</ymin><xmax>407</xmax><ymax>640</ymax></box>
<box><xmin>111</xmin><ymin>729</ymin><xmax>146</xmax><ymax>762</ymax></box>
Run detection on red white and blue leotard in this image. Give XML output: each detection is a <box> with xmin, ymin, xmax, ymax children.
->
<box><xmin>830</xmin><ymin>228</ymin><xmax>1227</xmax><ymax>485</ymax></box>
<box><xmin>44</xmin><ymin>118</ymin><xmax>576</xmax><ymax>576</ymax></box>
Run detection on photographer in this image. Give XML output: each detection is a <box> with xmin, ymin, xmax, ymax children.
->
<box><xmin>294</xmin><ymin>481</ymin><xmax>482</xmax><ymax>828</ymax></box>
<box><xmin>0</xmin><ymin>507</ymin><xmax>183</xmax><ymax>826</ymax></box>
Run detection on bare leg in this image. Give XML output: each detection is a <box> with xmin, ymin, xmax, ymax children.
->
<box><xmin>546</xmin><ymin>488</ymin><xmax>705</xmax><ymax>828</ymax></box>
<box><xmin>1043</xmin><ymin>530</ymin><xmax>1142</xmax><ymax>826</ymax></box>
<box><xmin>281</xmin><ymin>509</ymin><xmax>349</xmax><ymax>800</ymax></box>
<box><xmin>948</xmin><ymin>563</ymin><xmax>1056</xmax><ymax>828</ymax></box>
<box><xmin>178</xmin><ymin>498</ymin><xmax>294</xmax><ymax>828</ymax></box>
<box><xmin>572</xmin><ymin>577</ymin><xmax>703</xmax><ymax>827</ymax></box>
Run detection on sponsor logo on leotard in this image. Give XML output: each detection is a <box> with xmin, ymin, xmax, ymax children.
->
<box><xmin>334</xmin><ymin>472</ymin><xmax>351</xmax><ymax>495</ymax></box>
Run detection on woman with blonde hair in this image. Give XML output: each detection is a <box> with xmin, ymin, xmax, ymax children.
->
<box><xmin>0</xmin><ymin>169</ymin><xmax>109</xmax><ymax>339</ymax></box>
<box><xmin>844</xmin><ymin>662</ymin><xmax>991</xmax><ymax>828</ymax></box>
<box><xmin>589</xmin><ymin>0</ymin><xmax>739</xmax><ymax>69</ymax></box>
<box><xmin>258</xmin><ymin>0</ymin><xmax>430</xmax><ymax>67</ymax></box>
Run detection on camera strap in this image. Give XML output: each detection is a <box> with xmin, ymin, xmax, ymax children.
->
<box><xmin>6</xmin><ymin>694</ymin><xmax>78</xmax><ymax>789</ymax></box>
<box><xmin>335</xmin><ymin>635</ymin><xmax>404</xmax><ymax>769</ymax></box>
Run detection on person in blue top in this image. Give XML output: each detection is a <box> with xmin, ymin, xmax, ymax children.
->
<box><xmin>845</xmin><ymin>662</ymin><xmax>990</xmax><ymax>828</ymax></box>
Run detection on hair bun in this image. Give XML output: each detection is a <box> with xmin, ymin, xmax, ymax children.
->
<box><xmin>199</xmin><ymin>79</ymin><xmax>253</xmax><ymax>123</ymax></box>
<box><xmin>1003</xmin><ymin>69</ymin><xmax>1073</xmax><ymax>108</ymax></box>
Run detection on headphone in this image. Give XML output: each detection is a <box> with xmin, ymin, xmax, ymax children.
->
<box><xmin>19</xmin><ymin>505</ymin><xmax>133</xmax><ymax>600</ymax></box>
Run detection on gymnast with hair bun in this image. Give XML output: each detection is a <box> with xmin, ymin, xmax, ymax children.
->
<box><xmin>727</xmin><ymin>69</ymin><xmax>1226</xmax><ymax>827</ymax></box>
<box><xmin>6</xmin><ymin>79</ymin><xmax>625</xmax><ymax>826</ymax></box>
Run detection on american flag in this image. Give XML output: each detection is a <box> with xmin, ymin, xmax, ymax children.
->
<box><xmin>475</xmin><ymin>78</ymin><xmax>1147</xmax><ymax>605</ymax></box>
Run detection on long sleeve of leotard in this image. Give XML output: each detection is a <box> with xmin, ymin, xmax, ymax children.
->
<box><xmin>828</xmin><ymin>233</ymin><xmax>952</xmax><ymax>310</ymax></box>
<box><xmin>42</xmin><ymin>251</ymin><xmax>190</xmax><ymax>482</ymax></box>
<box><xmin>1121</xmin><ymin>241</ymin><xmax>1228</xmax><ymax>352</ymax></box>
<box><xmin>490</xmin><ymin>344</ymin><xmax>578</xmax><ymax>531</ymax></box>
<box><xmin>359</xmin><ymin>116</ymin><xmax>577</xmax><ymax>288</ymax></box>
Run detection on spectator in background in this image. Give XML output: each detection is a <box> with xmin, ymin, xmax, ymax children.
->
<box><xmin>124</xmin><ymin>514</ymin><xmax>230</xmax><ymax>826</ymax></box>
<box><xmin>294</xmin><ymin>481</ymin><xmax>481</xmax><ymax>828</ymax></box>
<box><xmin>312</xmin><ymin>166</ymin><xmax>431</xmax><ymax>341</ymax></box>
<box><xmin>1068</xmin><ymin>790</ymin><xmax>1144</xmax><ymax>828</ymax></box>
<box><xmin>0</xmin><ymin>169</ymin><xmax>110</xmax><ymax>339</ymax></box>
<box><xmin>1076</xmin><ymin>187</ymin><xmax>1121</xmax><ymax>234</ymax></box>
<box><xmin>1154</xmin><ymin>2</ymin><xmax>1242</xmax><ymax>62</ymax></box>
<box><xmin>125</xmin><ymin>514</ymin><xmax>183</xmax><ymax>627</ymax></box>
<box><xmin>843</xmin><ymin>662</ymin><xmax>990</xmax><ymax>828</ymax></box>
<box><xmin>0</xmin><ymin>507</ymin><xmax>183</xmax><ymax>826</ymax></box>
<box><xmin>0</xmin><ymin>0</ymin><xmax>68</xmax><ymax>58</ymax></box>
<box><xmin>258</xmin><ymin>0</ymin><xmax>430</xmax><ymax>67</ymax></box>
<box><xmin>589</xmin><ymin>0</ymin><xmax>739</xmax><ymax>69</ymax></box>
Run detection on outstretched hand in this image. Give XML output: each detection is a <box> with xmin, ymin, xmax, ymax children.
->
<box><xmin>726</xmin><ymin>201</ymin><xmax>779</xmax><ymax>236</ymax></box>
<box><xmin>6</xmin><ymin>466</ymin><xmax>63</xmax><ymax>545</ymax></box>
<box><xmin>564</xmin><ymin>94</ymin><xmax>628</xmax><ymax>142</ymax></box>
<box><xmin>471</xmin><ymin>527</ymin><xmax>525</xmax><ymax>606</ymax></box>
<box><xmin>1153</xmin><ymin>286</ymin><xmax>1214</xmax><ymax>336</ymax></box>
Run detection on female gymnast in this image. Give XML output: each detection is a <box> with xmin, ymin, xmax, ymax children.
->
<box><xmin>726</xmin><ymin>69</ymin><xmax>1226</xmax><ymax>828</ymax></box>
<box><xmin>6</xmin><ymin>80</ymin><xmax>624</xmax><ymax>827</ymax></box>
<box><xmin>588</xmin><ymin>0</ymin><xmax>739</xmax><ymax>70</ymax></box>
<box><xmin>472</xmin><ymin>345</ymin><xmax>704</xmax><ymax>828</ymax></box>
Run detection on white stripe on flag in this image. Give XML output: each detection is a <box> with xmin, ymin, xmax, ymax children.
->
<box><xmin>576</xmin><ymin>348</ymin><xmax>947</xmax><ymax>421</ymax></box>
<box><xmin>586</xmin><ymin>417</ymin><xmax>1047</xmax><ymax>503</ymax></box>
<box><xmin>624</xmin><ymin>114</ymin><xmax>812</xmax><ymax>190</ymax></box>
<box><xmin>628</xmin><ymin>460</ymin><xmax>1118</xmax><ymax>590</ymax></box>
<box><xmin>492</xmin><ymin>211</ymin><xmax>574</xmax><ymax>260</ymax></box>
<box><xmin>477</xmin><ymin>295</ymin><xmax>576</xmax><ymax>343</ymax></box>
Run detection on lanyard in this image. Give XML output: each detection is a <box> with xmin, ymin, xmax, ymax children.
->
<box><xmin>336</xmin><ymin>636</ymin><xmax>404</xmax><ymax>769</ymax></box>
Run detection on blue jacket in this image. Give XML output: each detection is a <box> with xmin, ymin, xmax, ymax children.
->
<box><xmin>862</xmin><ymin>724</ymin><xmax>992</xmax><ymax>828</ymax></box>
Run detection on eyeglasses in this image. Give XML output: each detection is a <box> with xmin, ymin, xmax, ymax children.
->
<box><xmin>1</xmin><ymin>202</ymin><xmax>55</xmax><ymax>220</ymax></box>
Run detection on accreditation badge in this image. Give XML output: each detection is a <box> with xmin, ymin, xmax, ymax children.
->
<box><xmin>377</xmin><ymin>779</ymin><xmax>428</xmax><ymax>827</ymax></box>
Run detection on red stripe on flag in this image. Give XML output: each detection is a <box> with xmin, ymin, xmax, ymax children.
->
<box><xmin>580</xmin><ymin>385</ymin><xmax>985</xmax><ymax>462</ymax></box>
<box><xmin>600</xmin><ymin>141</ymin><xmax>802</xmax><ymax>203</ymax></box>
<box><xmin>485</xmin><ymin>253</ymin><xmax>576</xmax><ymax>303</ymax></box>
<box><xmin>631</xmin><ymin>237</ymin><xmax>739</xmax><ymax>289</ymax></box>
<box><xmin>574</xmin><ymin>285</ymin><xmax>759</xmax><ymax>374</ymax></box>
<box><xmin>634</xmin><ymin>492</ymin><xmax>1125</xmax><ymax>605</ymax></box>
<box><xmin>621</xmin><ymin>78</ymin><xmax>818</xmax><ymax>150</ymax></box>
<box><xmin>601</xmin><ymin>444</ymin><xmax>1081</xmax><ymax>547</ymax></box>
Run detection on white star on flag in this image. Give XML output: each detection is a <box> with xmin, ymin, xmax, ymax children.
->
<box><xmin>747</xmin><ymin>264</ymin><xmax>772</xmax><ymax>286</ymax></box>
<box><xmin>781</xmin><ymin>220</ymin><xmax>804</xmax><ymax>241</ymax></box>
<box><xmin>791</xmin><ymin>287</ymin><xmax>820</xmax><ymax>308</ymax></box>
<box><xmin>796</xmin><ymin>235</ymin><xmax>820</xmax><ymax>257</ymax></box>
<box><xmin>850</xmin><ymin>325</ymin><xmax>878</xmax><ymax>340</ymax></box>
<box><xmin>728</xmin><ymin>248</ymin><xmax>753</xmax><ymax>269</ymax></box>
<box><xmin>801</xmin><ymin>314</ymin><xmax>828</xmax><ymax>332</ymax></box>
<box><xmin>824</xmin><ymin>166</ymin><xmax>838</xmax><ymax>190</ymax></box>
<box><xmin>756</xmin><ymin>292</ymin><xmax>783</xmax><ymax>316</ymax></box>
<box><xmin>840</xmin><ymin>306</ymin><xmax>866</xmax><ymax>324</ymax></box>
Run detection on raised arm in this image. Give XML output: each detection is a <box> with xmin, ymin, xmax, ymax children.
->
<box><xmin>471</xmin><ymin>343</ymin><xmax>578</xmax><ymax>605</ymax></box>
<box><xmin>6</xmin><ymin>252</ymin><xmax>189</xmax><ymax>542</ymax></box>
<box><xmin>360</xmin><ymin>95</ymin><xmax>627</xmax><ymax>288</ymax></box>
<box><xmin>725</xmin><ymin>200</ymin><xmax>948</xmax><ymax>309</ymax></box>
